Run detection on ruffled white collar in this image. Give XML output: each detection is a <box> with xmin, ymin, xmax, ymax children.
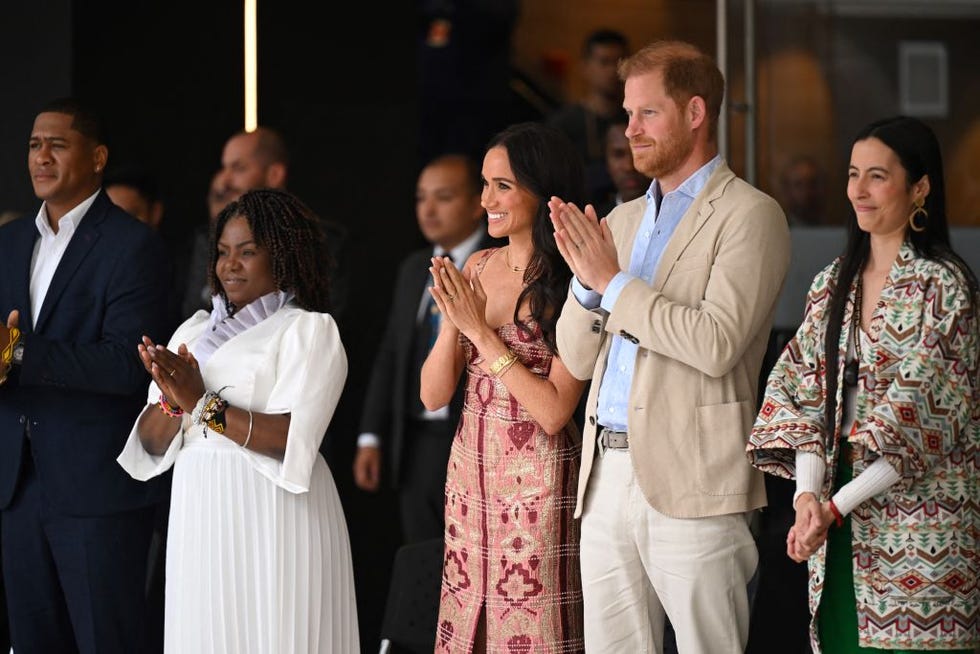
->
<box><xmin>193</xmin><ymin>290</ymin><xmax>294</xmax><ymax>369</ymax></box>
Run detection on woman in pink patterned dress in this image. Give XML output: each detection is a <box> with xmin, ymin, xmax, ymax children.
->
<box><xmin>420</xmin><ymin>122</ymin><xmax>587</xmax><ymax>653</ymax></box>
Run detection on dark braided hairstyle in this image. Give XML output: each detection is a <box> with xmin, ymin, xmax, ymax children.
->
<box><xmin>822</xmin><ymin>116</ymin><xmax>979</xmax><ymax>432</ymax></box>
<box><xmin>485</xmin><ymin>122</ymin><xmax>587</xmax><ymax>353</ymax></box>
<box><xmin>208</xmin><ymin>188</ymin><xmax>333</xmax><ymax>314</ymax></box>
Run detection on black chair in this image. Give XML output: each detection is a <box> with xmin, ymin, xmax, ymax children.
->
<box><xmin>378</xmin><ymin>537</ymin><xmax>444</xmax><ymax>654</ymax></box>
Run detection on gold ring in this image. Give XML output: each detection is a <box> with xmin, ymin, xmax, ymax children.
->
<box><xmin>169</xmin><ymin>369</ymin><xmax>177</xmax><ymax>377</ymax></box>
<box><xmin>446</xmin><ymin>294</ymin><xmax>456</xmax><ymax>302</ymax></box>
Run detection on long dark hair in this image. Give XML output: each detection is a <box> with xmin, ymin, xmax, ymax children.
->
<box><xmin>208</xmin><ymin>188</ymin><xmax>333</xmax><ymax>313</ymax></box>
<box><xmin>823</xmin><ymin>116</ymin><xmax>979</xmax><ymax>431</ymax></box>
<box><xmin>485</xmin><ymin>122</ymin><xmax>586</xmax><ymax>353</ymax></box>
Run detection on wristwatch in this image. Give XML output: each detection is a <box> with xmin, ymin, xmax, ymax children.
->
<box><xmin>11</xmin><ymin>342</ymin><xmax>24</xmax><ymax>365</ymax></box>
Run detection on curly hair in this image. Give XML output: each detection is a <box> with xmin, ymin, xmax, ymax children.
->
<box><xmin>208</xmin><ymin>188</ymin><xmax>333</xmax><ymax>313</ymax></box>
<box><xmin>485</xmin><ymin>122</ymin><xmax>586</xmax><ymax>353</ymax></box>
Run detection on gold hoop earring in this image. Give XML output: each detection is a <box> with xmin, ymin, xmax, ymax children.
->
<box><xmin>908</xmin><ymin>201</ymin><xmax>927</xmax><ymax>233</ymax></box>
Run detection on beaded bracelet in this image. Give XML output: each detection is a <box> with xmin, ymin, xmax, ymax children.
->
<box><xmin>157</xmin><ymin>394</ymin><xmax>184</xmax><ymax>418</ymax></box>
<box><xmin>201</xmin><ymin>394</ymin><xmax>229</xmax><ymax>436</ymax></box>
<box><xmin>828</xmin><ymin>498</ymin><xmax>844</xmax><ymax>528</ymax></box>
<box><xmin>192</xmin><ymin>388</ymin><xmax>230</xmax><ymax>438</ymax></box>
<box><xmin>489</xmin><ymin>351</ymin><xmax>518</xmax><ymax>376</ymax></box>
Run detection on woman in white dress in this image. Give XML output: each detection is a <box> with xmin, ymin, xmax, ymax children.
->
<box><xmin>117</xmin><ymin>188</ymin><xmax>359</xmax><ymax>653</ymax></box>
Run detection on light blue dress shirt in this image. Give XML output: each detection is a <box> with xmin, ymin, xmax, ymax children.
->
<box><xmin>572</xmin><ymin>155</ymin><xmax>723</xmax><ymax>431</ymax></box>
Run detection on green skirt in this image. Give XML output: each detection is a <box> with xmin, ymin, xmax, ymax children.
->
<box><xmin>817</xmin><ymin>442</ymin><xmax>971</xmax><ymax>653</ymax></box>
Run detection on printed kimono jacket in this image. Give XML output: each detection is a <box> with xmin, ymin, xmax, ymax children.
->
<box><xmin>747</xmin><ymin>242</ymin><xmax>979</xmax><ymax>651</ymax></box>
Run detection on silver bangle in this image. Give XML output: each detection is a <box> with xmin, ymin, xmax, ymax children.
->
<box><xmin>242</xmin><ymin>410</ymin><xmax>254</xmax><ymax>449</ymax></box>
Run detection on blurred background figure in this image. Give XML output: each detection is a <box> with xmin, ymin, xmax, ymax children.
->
<box><xmin>182</xmin><ymin>170</ymin><xmax>228</xmax><ymax>318</ymax></box>
<box><xmin>105</xmin><ymin>164</ymin><xmax>165</xmax><ymax>231</ymax></box>
<box><xmin>547</xmin><ymin>28</ymin><xmax>630</xmax><ymax>207</ymax></box>
<box><xmin>0</xmin><ymin>211</ymin><xmax>23</xmax><ymax>228</ymax></box>
<box><xmin>594</xmin><ymin>111</ymin><xmax>651</xmax><ymax>218</ymax></box>
<box><xmin>779</xmin><ymin>154</ymin><xmax>827</xmax><ymax>226</ymax></box>
<box><xmin>354</xmin><ymin>154</ymin><xmax>498</xmax><ymax>545</ymax></box>
<box><xmin>417</xmin><ymin>0</ymin><xmax>523</xmax><ymax>167</ymax></box>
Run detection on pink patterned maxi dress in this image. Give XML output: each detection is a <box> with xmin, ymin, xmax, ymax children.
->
<box><xmin>435</xmin><ymin>319</ymin><xmax>584</xmax><ymax>654</ymax></box>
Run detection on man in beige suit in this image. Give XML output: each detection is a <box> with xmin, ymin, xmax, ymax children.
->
<box><xmin>550</xmin><ymin>40</ymin><xmax>790</xmax><ymax>653</ymax></box>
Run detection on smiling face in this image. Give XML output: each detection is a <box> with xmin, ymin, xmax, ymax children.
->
<box><xmin>847</xmin><ymin>137</ymin><xmax>928</xmax><ymax>242</ymax></box>
<box><xmin>215</xmin><ymin>215</ymin><xmax>278</xmax><ymax>309</ymax></box>
<box><xmin>480</xmin><ymin>145</ymin><xmax>539</xmax><ymax>240</ymax></box>
<box><xmin>28</xmin><ymin>111</ymin><xmax>106</xmax><ymax>221</ymax></box>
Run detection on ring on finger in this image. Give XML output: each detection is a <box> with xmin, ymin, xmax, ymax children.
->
<box><xmin>169</xmin><ymin>369</ymin><xmax>177</xmax><ymax>377</ymax></box>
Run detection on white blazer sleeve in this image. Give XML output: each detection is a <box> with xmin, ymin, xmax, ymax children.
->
<box><xmin>241</xmin><ymin>311</ymin><xmax>347</xmax><ymax>493</ymax></box>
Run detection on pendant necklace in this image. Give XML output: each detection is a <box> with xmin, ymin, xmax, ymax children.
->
<box><xmin>843</xmin><ymin>275</ymin><xmax>862</xmax><ymax>388</ymax></box>
<box><xmin>505</xmin><ymin>247</ymin><xmax>527</xmax><ymax>273</ymax></box>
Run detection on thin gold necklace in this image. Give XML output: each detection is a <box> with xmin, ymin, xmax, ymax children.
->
<box><xmin>505</xmin><ymin>247</ymin><xmax>527</xmax><ymax>273</ymax></box>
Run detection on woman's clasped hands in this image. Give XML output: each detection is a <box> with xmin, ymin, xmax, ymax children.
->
<box><xmin>137</xmin><ymin>336</ymin><xmax>206</xmax><ymax>415</ymax></box>
<box><xmin>428</xmin><ymin>256</ymin><xmax>489</xmax><ymax>341</ymax></box>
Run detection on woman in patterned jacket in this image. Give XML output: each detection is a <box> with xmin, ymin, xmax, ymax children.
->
<box><xmin>747</xmin><ymin>116</ymin><xmax>979</xmax><ymax>652</ymax></box>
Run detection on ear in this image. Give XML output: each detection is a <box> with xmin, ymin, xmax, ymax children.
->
<box><xmin>265</xmin><ymin>162</ymin><xmax>287</xmax><ymax>189</ymax></box>
<box><xmin>687</xmin><ymin>95</ymin><xmax>707</xmax><ymax>131</ymax></box>
<box><xmin>913</xmin><ymin>174</ymin><xmax>931</xmax><ymax>204</ymax></box>
<box><xmin>93</xmin><ymin>144</ymin><xmax>108</xmax><ymax>174</ymax></box>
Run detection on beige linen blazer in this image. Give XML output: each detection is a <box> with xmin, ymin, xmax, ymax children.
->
<box><xmin>557</xmin><ymin>163</ymin><xmax>791</xmax><ymax>519</ymax></box>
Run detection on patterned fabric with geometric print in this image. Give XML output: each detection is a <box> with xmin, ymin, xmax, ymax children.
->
<box><xmin>748</xmin><ymin>241</ymin><xmax>980</xmax><ymax>650</ymax></box>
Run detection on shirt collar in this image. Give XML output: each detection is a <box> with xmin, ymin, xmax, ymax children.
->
<box><xmin>35</xmin><ymin>189</ymin><xmax>100</xmax><ymax>238</ymax></box>
<box><xmin>645</xmin><ymin>154</ymin><xmax>723</xmax><ymax>206</ymax></box>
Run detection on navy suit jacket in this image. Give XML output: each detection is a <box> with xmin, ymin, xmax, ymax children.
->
<box><xmin>358</xmin><ymin>231</ymin><xmax>501</xmax><ymax>486</ymax></box>
<box><xmin>0</xmin><ymin>190</ymin><xmax>171</xmax><ymax>516</ymax></box>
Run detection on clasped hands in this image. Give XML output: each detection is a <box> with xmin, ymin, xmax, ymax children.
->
<box><xmin>787</xmin><ymin>492</ymin><xmax>837</xmax><ymax>562</ymax></box>
<box><xmin>547</xmin><ymin>197</ymin><xmax>619</xmax><ymax>294</ymax></box>
<box><xmin>137</xmin><ymin>336</ymin><xmax>206</xmax><ymax>414</ymax></box>
<box><xmin>428</xmin><ymin>256</ymin><xmax>490</xmax><ymax>342</ymax></box>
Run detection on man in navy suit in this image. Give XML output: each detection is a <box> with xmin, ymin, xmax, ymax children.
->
<box><xmin>0</xmin><ymin>98</ymin><xmax>170</xmax><ymax>653</ymax></box>
<box><xmin>353</xmin><ymin>154</ymin><xmax>501</xmax><ymax>543</ymax></box>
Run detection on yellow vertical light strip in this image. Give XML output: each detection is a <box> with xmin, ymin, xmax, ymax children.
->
<box><xmin>244</xmin><ymin>0</ymin><xmax>258</xmax><ymax>131</ymax></box>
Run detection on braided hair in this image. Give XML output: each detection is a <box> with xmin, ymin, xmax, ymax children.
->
<box><xmin>208</xmin><ymin>188</ymin><xmax>333</xmax><ymax>314</ymax></box>
<box><xmin>485</xmin><ymin>122</ymin><xmax>586</xmax><ymax>353</ymax></box>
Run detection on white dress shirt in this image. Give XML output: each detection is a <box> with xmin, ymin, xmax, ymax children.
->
<box><xmin>30</xmin><ymin>191</ymin><xmax>100</xmax><ymax>324</ymax></box>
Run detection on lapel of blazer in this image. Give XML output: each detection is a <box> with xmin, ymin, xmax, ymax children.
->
<box><xmin>651</xmin><ymin>163</ymin><xmax>735</xmax><ymax>291</ymax></box>
<box><xmin>35</xmin><ymin>191</ymin><xmax>108</xmax><ymax>332</ymax></box>
<box><xmin>8</xmin><ymin>218</ymin><xmax>40</xmax><ymax>333</ymax></box>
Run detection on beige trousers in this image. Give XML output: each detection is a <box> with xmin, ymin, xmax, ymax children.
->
<box><xmin>579</xmin><ymin>448</ymin><xmax>757</xmax><ymax>654</ymax></box>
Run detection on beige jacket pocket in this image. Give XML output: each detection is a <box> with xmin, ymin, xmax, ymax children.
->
<box><xmin>695</xmin><ymin>400</ymin><xmax>754</xmax><ymax>496</ymax></box>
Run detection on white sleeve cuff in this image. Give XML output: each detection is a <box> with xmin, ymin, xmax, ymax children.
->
<box><xmin>832</xmin><ymin>457</ymin><xmax>901</xmax><ymax>516</ymax></box>
<box><xmin>357</xmin><ymin>433</ymin><xmax>381</xmax><ymax>448</ymax></box>
<box><xmin>793</xmin><ymin>450</ymin><xmax>826</xmax><ymax>509</ymax></box>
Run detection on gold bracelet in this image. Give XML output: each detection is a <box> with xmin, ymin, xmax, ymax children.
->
<box><xmin>489</xmin><ymin>351</ymin><xmax>518</xmax><ymax>376</ymax></box>
<box><xmin>1</xmin><ymin>327</ymin><xmax>20</xmax><ymax>368</ymax></box>
<box><xmin>495</xmin><ymin>357</ymin><xmax>518</xmax><ymax>378</ymax></box>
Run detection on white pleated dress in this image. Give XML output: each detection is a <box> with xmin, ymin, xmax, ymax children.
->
<box><xmin>118</xmin><ymin>303</ymin><xmax>359</xmax><ymax>653</ymax></box>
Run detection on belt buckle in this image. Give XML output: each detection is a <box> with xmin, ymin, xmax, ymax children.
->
<box><xmin>599</xmin><ymin>427</ymin><xmax>628</xmax><ymax>451</ymax></box>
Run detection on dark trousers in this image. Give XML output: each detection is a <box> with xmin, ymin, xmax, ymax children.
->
<box><xmin>399</xmin><ymin>418</ymin><xmax>455</xmax><ymax>544</ymax></box>
<box><xmin>1</xmin><ymin>449</ymin><xmax>155</xmax><ymax>654</ymax></box>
